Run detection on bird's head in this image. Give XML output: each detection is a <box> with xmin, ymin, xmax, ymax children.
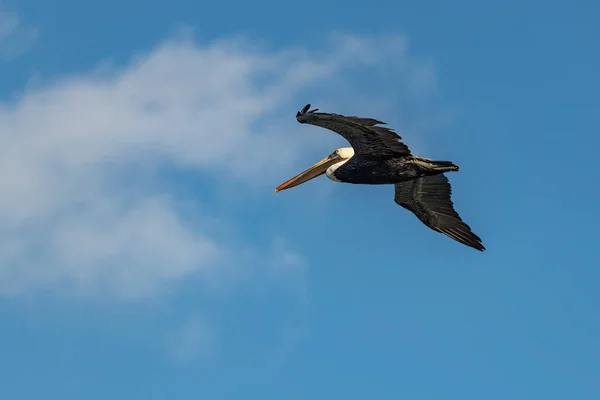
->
<box><xmin>274</xmin><ymin>147</ymin><xmax>354</xmax><ymax>192</ymax></box>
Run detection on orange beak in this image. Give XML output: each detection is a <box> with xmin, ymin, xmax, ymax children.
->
<box><xmin>274</xmin><ymin>153</ymin><xmax>341</xmax><ymax>193</ymax></box>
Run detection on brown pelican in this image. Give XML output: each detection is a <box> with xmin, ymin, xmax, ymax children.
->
<box><xmin>275</xmin><ymin>104</ymin><xmax>485</xmax><ymax>251</ymax></box>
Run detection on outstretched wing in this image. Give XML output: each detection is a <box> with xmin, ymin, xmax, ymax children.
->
<box><xmin>394</xmin><ymin>174</ymin><xmax>485</xmax><ymax>251</ymax></box>
<box><xmin>296</xmin><ymin>104</ymin><xmax>411</xmax><ymax>158</ymax></box>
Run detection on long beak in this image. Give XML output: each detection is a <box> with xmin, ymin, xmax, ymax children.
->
<box><xmin>275</xmin><ymin>153</ymin><xmax>341</xmax><ymax>193</ymax></box>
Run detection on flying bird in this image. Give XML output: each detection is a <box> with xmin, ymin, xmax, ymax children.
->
<box><xmin>274</xmin><ymin>104</ymin><xmax>485</xmax><ymax>251</ymax></box>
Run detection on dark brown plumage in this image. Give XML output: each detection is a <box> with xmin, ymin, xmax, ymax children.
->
<box><xmin>276</xmin><ymin>104</ymin><xmax>486</xmax><ymax>252</ymax></box>
<box><xmin>297</xmin><ymin>105</ymin><xmax>411</xmax><ymax>157</ymax></box>
<box><xmin>394</xmin><ymin>174</ymin><xmax>485</xmax><ymax>251</ymax></box>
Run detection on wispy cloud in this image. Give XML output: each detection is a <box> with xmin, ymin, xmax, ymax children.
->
<box><xmin>0</xmin><ymin>29</ymin><xmax>438</xmax><ymax>300</ymax></box>
<box><xmin>0</xmin><ymin>9</ymin><xmax>38</xmax><ymax>61</ymax></box>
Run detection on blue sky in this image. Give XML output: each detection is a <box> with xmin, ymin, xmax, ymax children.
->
<box><xmin>1</xmin><ymin>0</ymin><xmax>599</xmax><ymax>398</ymax></box>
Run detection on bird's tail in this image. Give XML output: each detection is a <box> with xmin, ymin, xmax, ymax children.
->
<box><xmin>431</xmin><ymin>160</ymin><xmax>459</xmax><ymax>172</ymax></box>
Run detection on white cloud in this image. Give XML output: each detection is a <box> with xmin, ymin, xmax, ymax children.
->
<box><xmin>0</xmin><ymin>29</ymin><xmax>439</xmax><ymax>300</ymax></box>
<box><xmin>0</xmin><ymin>9</ymin><xmax>38</xmax><ymax>61</ymax></box>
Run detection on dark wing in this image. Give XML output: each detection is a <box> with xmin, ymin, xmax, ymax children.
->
<box><xmin>394</xmin><ymin>174</ymin><xmax>485</xmax><ymax>251</ymax></box>
<box><xmin>296</xmin><ymin>104</ymin><xmax>411</xmax><ymax>158</ymax></box>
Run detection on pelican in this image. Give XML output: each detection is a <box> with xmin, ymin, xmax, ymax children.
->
<box><xmin>275</xmin><ymin>104</ymin><xmax>485</xmax><ymax>251</ymax></box>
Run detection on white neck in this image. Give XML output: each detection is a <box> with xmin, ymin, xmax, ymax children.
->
<box><xmin>326</xmin><ymin>159</ymin><xmax>350</xmax><ymax>182</ymax></box>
